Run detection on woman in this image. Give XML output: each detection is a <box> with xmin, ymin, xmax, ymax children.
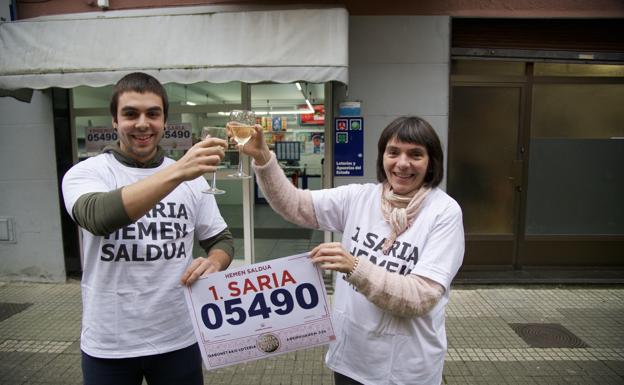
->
<box><xmin>240</xmin><ymin>116</ymin><xmax>464</xmax><ymax>385</ymax></box>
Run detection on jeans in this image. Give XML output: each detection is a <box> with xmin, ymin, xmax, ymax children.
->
<box><xmin>81</xmin><ymin>343</ymin><xmax>203</xmax><ymax>385</ymax></box>
<box><xmin>334</xmin><ymin>371</ymin><xmax>364</xmax><ymax>385</ymax></box>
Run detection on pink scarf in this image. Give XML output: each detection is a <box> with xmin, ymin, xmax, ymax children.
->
<box><xmin>380</xmin><ymin>182</ymin><xmax>431</xmax><ymax>255</ymax></box>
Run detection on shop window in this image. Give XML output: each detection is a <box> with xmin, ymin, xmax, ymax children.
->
<box><xmin>71</xmin><ymin>82</ymin><xmax>242</xmax><ymax>160</ymax></box>
<box><xmin>250</xmin><ymin>82</ymin><xmax>326</xmax><ymax>263</ymax></box>
<box><xmin>526</xmin><ymin>82</ymin><xmax>624</xmax><ymax>235</ymax></box>
<box><xmin>71</xmin><ymin>81</ymin><xmax>247</xmax><ymax>261</ymax></box>
<box><xmin>531</xmin><ymin>84</ymin><xmax>624</xmax><ymax>139</ymax></box>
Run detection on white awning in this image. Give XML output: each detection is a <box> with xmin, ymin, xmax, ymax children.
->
<box><xmin>0</xmin><ymin>6</ymin><xmax>348</xmax><ymax>90</ymax></box>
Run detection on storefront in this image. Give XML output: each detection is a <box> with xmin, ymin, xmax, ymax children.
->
<box><xmin>0</xmin><ymin>5</ymin><xmax>348</xmax><ymax>278</ymax></box>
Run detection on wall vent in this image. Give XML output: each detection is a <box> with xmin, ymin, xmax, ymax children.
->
<box><xmin>0</xmin><ymin>217</ymin><xmax>16</xmax><ymax>243</ymax></box>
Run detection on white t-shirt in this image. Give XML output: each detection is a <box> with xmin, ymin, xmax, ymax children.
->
<box><xmin>311</xmin><ymin>184</ymin><xmax>464</xmax><ymax>385</ymax></box>
<box><xmin>62</xmin><ymin>153</ymin><xmax>227</xmax><ymax>358</ymax></box>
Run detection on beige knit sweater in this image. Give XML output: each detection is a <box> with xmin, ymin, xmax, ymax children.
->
<box><xmin>253</xmin><ymin>153</ymin><xmax>444</xmax><ymax>317</ymax></box>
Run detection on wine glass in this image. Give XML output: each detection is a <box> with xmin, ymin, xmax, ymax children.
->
<box><xmin>200</xmin><ymin>126</ymin><xmax>227</xmax><ymax>194</ymax></box>
<box><xmin>227</xmin><ymin>110</ymin><xmax>255</xmax><ymax>179</ymax></box>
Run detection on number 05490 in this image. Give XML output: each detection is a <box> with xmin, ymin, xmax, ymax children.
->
<box><xmin>201</xmin><ymin>283</ymin><xmax>319</xmax><ymax>330</ymax></box>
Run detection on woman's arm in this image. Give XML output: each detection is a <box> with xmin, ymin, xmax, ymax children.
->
<box><xmin>241</xmin><ymin>124</ymin><xmax>319</xmax><ymax>228</ymax></box>
<box><xmin>347</xmin><ymin>257</ymin><xmax>444</xmax><ymax>317</ymax></box>
<box><xmin>310</xmin><ymin>242</ymin><xmax>444</xmax><ymax>317</ymax></box>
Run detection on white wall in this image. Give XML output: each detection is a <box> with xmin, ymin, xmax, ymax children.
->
<box><xmin>0</xmin><ymin>91</ymin><xmax>66</xmax><ymax>282</ymax></box>
<box><xmin>335</xmin><ymin>16</ymin><xmax>450</xmax><ymax>189</ymax></box>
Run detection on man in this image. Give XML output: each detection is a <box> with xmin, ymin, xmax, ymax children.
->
<box><xmin>62</xmin><ymin>72</ymin><xmax>233</xmax><ymax>385</ymax></box>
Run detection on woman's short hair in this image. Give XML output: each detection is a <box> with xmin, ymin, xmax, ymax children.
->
<box><xmin>109</xmin><ymin>72</ymin><xmax>169</xmax><ymax>123</ymax></box>
<box><xmin>376</xmin><ymin>116</ymin><xmax>444</xmax><ymax>187</ymax></box>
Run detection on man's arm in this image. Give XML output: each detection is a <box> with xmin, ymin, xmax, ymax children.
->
<box><xmin>72</xmin><ymin>189</ymin><xmax>132</xmax><ymax>235</ymax></box>
<box><xmin>198</xmin><ymin>228</ymin><xmax>235</xmax><ymax>260</ymax></box>
<box><xmin>121</xmin><ymin>138</ymin><xmax>225</xmax><ymax>221</ymax></box>
<box><xmin>70</xmin><ymin>138</ymin><xmax>226</xmax><ymax>235</ymax></box>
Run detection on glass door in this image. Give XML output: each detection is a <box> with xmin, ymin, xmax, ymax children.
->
<box><xmin>522</xmin><ymin>64</ymin><xmax>624</xmax><ymax>266</ymax></box>
<box><xmin>448</xmin><ymin>84</ymin><xmax>525</xmax><ymax>267</ymax></box>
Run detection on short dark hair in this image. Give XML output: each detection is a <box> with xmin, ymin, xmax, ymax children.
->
<box><xmin>109</xmin><ymin>72</ymin><xmax>169</xmax><ymax>123</ymax></box>
<box><xmin>376</xmin><ymin>116</ymin><xmax>444</xmax><ymax>187</ymax></box>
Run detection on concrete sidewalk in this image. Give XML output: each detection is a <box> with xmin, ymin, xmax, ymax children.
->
<box><xmin>1</xmin><ymin>280</ymin><xmax>623</xmax><ymax>384</ymax></box>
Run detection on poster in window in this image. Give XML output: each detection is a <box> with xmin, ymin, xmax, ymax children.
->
<box><xmin>298</xmin><ymin>105</ymin><xmax>325</xmax><ymax>126</ymax></box>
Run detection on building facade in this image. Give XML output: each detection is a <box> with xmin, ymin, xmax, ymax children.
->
<box><xmin>1</xmin><ymin>0</ymin><xmax>623</xmax><ymax>282</ymax></box>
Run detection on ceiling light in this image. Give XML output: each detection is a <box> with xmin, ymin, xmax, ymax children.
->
<box><xmin>218</xmin><ymin>106</ymin><xmax>314</xmax><ymax>116</ymax></box>
<box><xmin>252</xmin><ymin>108</ymin><xmax>314</xmax><ymax>115</ymax></box>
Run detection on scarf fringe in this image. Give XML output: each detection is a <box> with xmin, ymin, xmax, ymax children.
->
<box><xmin>380</xmin><ymin>183</ymin><xmax>431</xmax><ymax>255</ymax></box>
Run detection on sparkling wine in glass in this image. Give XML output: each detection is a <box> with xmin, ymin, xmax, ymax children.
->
<box><xmin>228</xmin><ymin>110</ymin><xmax>255</xmax><ymax>179</ymax></box>
<box><xmin>200</xmin><ymin>126</ymin><xmax>227</xmax><ymax>194</ymax></box>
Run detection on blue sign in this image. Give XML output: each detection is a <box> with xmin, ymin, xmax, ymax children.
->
<box><xmin>334</xmin><ymin>117</ymin><xmax>363</xmax><ymax>176</ymax></box>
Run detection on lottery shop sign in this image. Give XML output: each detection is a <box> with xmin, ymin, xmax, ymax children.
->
<box><xmin>184</xmin><ymin>253</ymin><xmax>335</xmax><ymax>370</ymax></box>
<box><xmin>84</xmin><ymin>123</ymin><xmax>192</xmax><ymax>153</ymax></box>
<box><xmin>333</xmin><ymin>117</ymin><xmax>363</xmax><ymax>176</ymax></box>
<box><xmin>160</xmin><ymin>122</ymin><xmax>192</xmax><ymax>151</ymax></box>
<box><xmin>85</xmin><ymin>126</ymin><xmax>117</xmax><ymax>153</ymax></box>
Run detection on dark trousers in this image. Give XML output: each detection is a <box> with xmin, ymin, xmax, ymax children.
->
<box><xmin>81</xmin><ymin>343</ymin><xmax>203</xmax><ymax>385</ymax></box>
<box><xmin>334</xmin><ymin>371</ymin><xmax>364</xmax><ymax>385</ymax></box>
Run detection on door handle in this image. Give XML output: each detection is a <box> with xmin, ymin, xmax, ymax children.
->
<box><xmin>510</xmin><ymin>160</ymin><xmax>523</xmax><ymax>191</ymax></box>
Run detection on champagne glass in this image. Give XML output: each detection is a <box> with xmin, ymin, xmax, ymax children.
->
<box><xmin>200</xmin><ymin>126</ymin><xmax>227</xmax><ymax>194</ymax></box>
<box><xmin>227</xmin><ymin>110</ymin><xmax>255</xmax><ymax>179</ymax></box>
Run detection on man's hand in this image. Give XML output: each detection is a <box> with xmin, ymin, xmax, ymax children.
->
<box><xmin>309</xmin><ymin>242</ymin><xmax>357</xmax><ymax>274</ymax></box>
<box><xmin>181</xmin><ymin>248</ymin><xmax>232</xmax><ymax>286</ymax></box>
<box><xmin>180</xmin><ymin>256</ymin><xmax>221</xmax><ymax>286</ymax></box>
<box><xmin>173</xmin><ymin>137</ymin><xmax>227</xmax><ymax>182</ymax></box>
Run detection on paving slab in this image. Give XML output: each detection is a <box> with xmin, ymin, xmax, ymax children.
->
<box><xmin>0</xmin><ymin>280</ymin><xmax>622</xmax><ymax>384</ymax></box>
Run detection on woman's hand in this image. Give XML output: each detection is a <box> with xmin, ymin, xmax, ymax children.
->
<box><xmin>309</xmin><ymin>242</ymin><xmax>357</xmax><ymax>274</ymax></box>
<box><xmin>228</xmin><ymin>123</ymin><xmax>272</xmax><ymax>166</ymax></box>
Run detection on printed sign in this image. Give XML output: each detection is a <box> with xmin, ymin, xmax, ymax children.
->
<box><xmin>299</xmin><ymin>104</ymin><xmax>325</xmax><ymax>125</ymax></box>
<box><xmin>338</xmin><ymin>101</ymin><xmax>361</xmax><ymax>117</ymax></box>
<box><xmin>84</xmin><ymin>123</ymin><xmax>192</xmax><ymax>153</ymax></box>
<box><xmin>161</xmin><ymin>122</ymin><xmax>192</xmax><ymax>151</ymax></box>
<box><xmin>184</xmin><ymin>253</ymin><xmax>335</xmax><ymax>370</ymax></box>
<box><xmin>334</xmin><ymin>117</ymin><xmax>364</xmax><ymax>176</ymax></box>
<box><xmin>85</xmin><ymin>126</ymin><xmax>118</xmax><ymax>153</ymax></box>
